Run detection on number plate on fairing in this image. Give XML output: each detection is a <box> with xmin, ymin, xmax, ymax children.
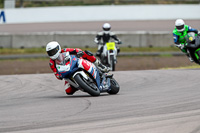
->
<box><xmin>106</xmin><ymin>42</ymin><xmax>115</xmax><ymax>50</ymax></box>
<box><xmin>56</xmin><ymin>64</ymin><xmax>70</xmax><ymax>72</ymax></box>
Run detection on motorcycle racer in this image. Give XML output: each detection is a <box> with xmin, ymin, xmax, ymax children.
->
<box><xmin>173</xmin><ymin>19</ymin><xmax>198</xmax><ymax>61</ymax></box>
<box><xmin>94</xmin><ymin>23</ymin><xmax>122</xmax><ymax>56</ymax></box>
<box><xmin>46</xmin><ymin>41</ymin><xmax>109</xmax><ymax>95</ymax></box>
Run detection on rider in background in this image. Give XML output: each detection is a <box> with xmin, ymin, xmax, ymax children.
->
<box><xmin>46</xmin><ymin>41</ymin><xmax>109</xmax><ymax>95</ymax></box>
<box><xmin>173</xmin><ymin>19</ymin><xmax>198</xmax><ymax>62</ymax></box>
<box><xmin>94</xmin><ymin>23</ymin><xmax>122</xmax><ymax>56</ymax></box>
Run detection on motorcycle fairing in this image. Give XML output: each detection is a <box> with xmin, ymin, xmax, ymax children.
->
<box><xmin>57</xmin><ymin>55</ymin><xmax>78</xmax><ymax>78</ymax></box>
<box><xmin>56</xmin><ymin>64</ymin><xmax>70</xmax><ymax>73</ymax></box>
<box><xmin>194</xmin><ymin>48</ymin><xmax>200</xmax><ymax>60</ymax></box>
<box><xmin>186</xmin><ymin>36</ymin><xmax>200</xmax><ymax>61</ymax></box>
<box><xmin>90</xmin><ymin>67</ymin><xmax>100</xmax><ymax>88</ymax></box>
<box><xmin>99</xmin><ymin>74</ymin><xmax>111</xmax><ymax>92</ymax></box>
<box><xmin>56</xmin><ymin>54</ymin><xmax>101</xmax><ymax>90</ymax></box>
<box><xmin>78</xmin><ymin>59</ymin><xmax>101</xmax><ymax>88</ymax></box>
<box><xmin>106</xmin><ymin>42</ymin><xmax>115</xmax><ymax>50</ymax></box>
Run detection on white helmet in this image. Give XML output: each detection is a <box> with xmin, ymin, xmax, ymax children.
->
<box><xmin>102</xmin><ymin>23</ymin><xmax>111</xmax><ymax>31</ymax></box>
<box><xmin>175</xmin><ymin>19</ymin><xmax>185</xmax><ymax>32</ymax></box>
<box><xmin>46</xmin><ymin>41</ymin><xmax>61</xmax><ymax>60</ymax></box>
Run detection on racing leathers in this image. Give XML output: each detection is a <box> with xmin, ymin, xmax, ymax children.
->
<box><xmin>49</xmin><ymin>48</ymin><xmax>108</xmax><ymax>95</ymax></box>
<box><xmin>94</xmin><ymin>31</ymin><xmax>121</xmax><ymax>56</ymax></box>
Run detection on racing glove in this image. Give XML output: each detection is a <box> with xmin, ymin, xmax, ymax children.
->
<box><xmin>115</xmin><ymin>40</ymin><xmax>122</xmax><ymax>44</ymax></box>
<box><xmin>176</xmin><ymin>44</ymin><xmax>184</xmax><ymax>49</ymax></box>
<box><xmin>94</xmin><ymin>38</ymin><xmax>99</xmax><ymax>44</ymax></box>
<box><xmin>55</xmin><ymin>73</ymin><xmax>63</xmax><ymax>80</ymax></box>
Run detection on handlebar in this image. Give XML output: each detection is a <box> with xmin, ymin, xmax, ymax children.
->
<box><xmin>96</xmin><ymin>41</ymin><xmax>122</xmax><ymax>45</ymax></box>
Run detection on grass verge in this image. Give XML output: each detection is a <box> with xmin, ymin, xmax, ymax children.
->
<box><xmin>161</xmin><ymin>64</ymin><xmax>200</xmax><ymax>70</ymax></box>
<box><xmin>0</xmin><ymin>47</ymin><xmax>179</xmax><ymax>55</ymax></box>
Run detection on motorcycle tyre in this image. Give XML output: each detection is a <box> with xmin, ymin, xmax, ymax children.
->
<box><xmin>197</xmin><ymin>50</ymin><xmax>200</xmax><ymax>63</ymax></box>
<box><xmin>108</xmin><ymin>78</ymin><xmax>120</xmax><ymax>95</ymax></box>
<box><xmin>190</xmin><ymin>50</ymin><xmax>200</xmax><ymax>65</ymax></box>
<box><xmin>110</xmin><ymin>55</ymin><xmax>115</xmax><ymax>71</ymax></box>
<box><xmin>74</xmin><ymin>74</ymin><xmax>100</xmax><ymax>96</ymax></box>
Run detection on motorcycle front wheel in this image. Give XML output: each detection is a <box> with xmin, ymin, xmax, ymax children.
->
<box><xmin>110</xmin><ymin>55</ymin><xmax>115</xmax><ymax>71</ymax></box>
<box><xmin>74</xmin><ymin>74</ymin><xmax>100</xmax><ymax>96</ymax></box>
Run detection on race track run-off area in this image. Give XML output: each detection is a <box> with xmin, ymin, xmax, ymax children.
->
<box><xmin>1</xmin><ymin>70</ymin><xmax>200</xmax><ymax>133</ymax></box>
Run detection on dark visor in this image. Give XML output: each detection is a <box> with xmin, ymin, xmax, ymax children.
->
<box><xmin>103</xmin><ymin>27</ymin><xmax>110</xmax><ymax>31</ymax></box>
<box><xmin>176</xmin><ymin>25</ymin><xmax>184</xmax><ymax>30</ymax></box>
<box><xmin>47</xmin><ymin>45</ymin><xmax>59</xmax><ymax>56</ymax></box>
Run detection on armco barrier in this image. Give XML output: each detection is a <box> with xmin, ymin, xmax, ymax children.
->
<box><xmin>0</xmin><ymin>31</ymin><xmax>174</xmax><ymax>48</ymax></box>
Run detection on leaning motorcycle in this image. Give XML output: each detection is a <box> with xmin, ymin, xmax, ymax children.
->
<box><xmin>100</xmin><ymin>42</ymin><xmax>119</xmax><ymax>71</ymax></box>
<box><xmin>185</xmin><ymin>32</ymin><xmax>200</xmax><ymax>64</ymax></box>
<box><xmin>55</xmin><ymin>52</ymin><xmax>120</xmax><ymax>96</ymax></box>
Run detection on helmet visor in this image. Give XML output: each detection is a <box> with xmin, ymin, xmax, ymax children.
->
<box><xmin>176</xmin><ymin>25</ymin><xmax>184</xmax><ymax>30</ymax></box>
<box><xmin>103</xmin><ymin>28</ymin><xmax>110</xmax><ymax>31</ymax></box>
<box><xmin>47</xmin><ymin>45</ymin><xmax>59</xmax><ymax>56</ymax></box>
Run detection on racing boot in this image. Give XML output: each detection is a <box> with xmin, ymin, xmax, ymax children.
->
<box><xmin>186</xmin><ymin>50</ymin><xmax>193</xmax><ymax>62</ymax></box>
<box><xmin>188</xmin><ymin>56</ymin><xmax>194</xmax><ymax>62</ymax></box>
<box><xmin>94</xmin><ymin>59</ymin><xmax>110</xmax><ymax>73</ymax></box>
<box><xmin>64</xmin><ymin>81</ymin><xmax>78</xmax><ymax>95</ymax></box>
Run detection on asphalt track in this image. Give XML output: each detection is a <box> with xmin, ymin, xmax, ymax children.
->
<box><xmin>0</xmin><ymin>20</ymin><xmax>199</xmax><ymax>34</ymax></box>
<box><xmin>1</xmin><ymin>70</ymin><xmax>200</xmax><ymax>133</ymax></box>
<box><xmin>1</xmin><ymin>20</ymin><xmax>200</xmax><ymax>133</ymax></box>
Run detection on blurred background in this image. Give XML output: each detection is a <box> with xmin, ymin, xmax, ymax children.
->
<box><xmin>0</xmin><ymin>0</ymin><xmax>200</xmax><ymax>74</ymax></box>
<box><xmin>9</xmin><ymin>0</ymin><xmax>200</xmax><ymax>8</ymax></box>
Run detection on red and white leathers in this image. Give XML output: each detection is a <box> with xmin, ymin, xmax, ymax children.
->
<box><xmin>49</xmin><ymin>48</ymin><xmax>96</xmax><ymax>95</ymax></box>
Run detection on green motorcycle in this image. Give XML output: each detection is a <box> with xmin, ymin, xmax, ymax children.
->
<box><xmin>185</xmin><ymin>32</ymin><xmax>200</xmax><ymax>64</ymax></box>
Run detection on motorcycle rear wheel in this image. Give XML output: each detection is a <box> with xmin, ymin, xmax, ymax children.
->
<box><xmin>108</xmin><ymin>78</ymin><xmax>120</xmax><ymax>94</ymax></box>
<box><xmin>74</xmin><ymin>74</ymin><xmax>100</xmax><ymax>96</ymax></box>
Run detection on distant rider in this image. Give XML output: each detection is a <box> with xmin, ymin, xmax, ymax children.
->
<box><xmin>46</xmin><ymin>41</ymin><xmax>109</xmax><ymax>95</ymax></box>
<box><xmin>94</xmin><ymin>23</ymin><xmax>122</xmax><ymax>56</ymax></box>
<box><xmin>173</xmin><ymin>19</ymin><xmax>198</xmax><ymax>62</ymax></box>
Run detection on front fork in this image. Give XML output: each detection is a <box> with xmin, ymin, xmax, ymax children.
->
<box><xmin>99</xmin><ymin>74</ymin><xmax>111</xmax><ymax>92</ymax></box>
<box><xmin>107</xmin><ymin>50</ymin><xmax>117</xmax><ymax>64</ymax></box>
<box><xmin>107</xmin><ymin>51</ymin><xmax>113</xmax><ymax>65</ymax></box>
